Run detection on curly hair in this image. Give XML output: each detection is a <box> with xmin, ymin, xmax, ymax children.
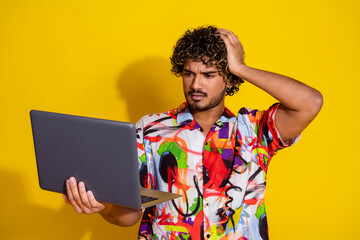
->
<box><xmin>170</xmin><ymin>26</ymin><xmax>244</xmax><ymax>96</ymax></box>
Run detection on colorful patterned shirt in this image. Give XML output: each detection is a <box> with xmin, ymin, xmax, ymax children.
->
<box><xmin>136</xmin><ymin>102</ymin><xmax>299</xmax><ymax>240</ymax></box>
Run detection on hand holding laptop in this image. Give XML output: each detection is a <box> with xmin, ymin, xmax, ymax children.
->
<box><xmin>63</xmin><ymin>177</ymin><xmax>105</xmax><ymax>214</ymax></box>
<box><xmin>63</xmin><ymin>176</ymin><xmax>142</xmax><ymax>226</ymax></box>
<box><xmin>30</xmin><ymin>110</ymin><xmax>181</xmax><ymax>225</ymax></box>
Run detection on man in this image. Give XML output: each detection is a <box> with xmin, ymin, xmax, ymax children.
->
<box><xmin>64</xmin><ymin>26</ymin><xmax>323</xmax><ymax>240</ymax></box>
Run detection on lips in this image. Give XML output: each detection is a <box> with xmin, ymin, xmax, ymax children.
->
<box><xmin>190</xmin><ymin>93</ymin><xmax>206</xmax><ymax>101</ymax></box>
<box><xmin>188</xmin><ymin>90</ymin><xmax>207</xmax><ymax>101</ymax></box>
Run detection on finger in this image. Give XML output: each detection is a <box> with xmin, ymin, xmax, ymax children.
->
<box><xmin>224</xmin><ymin>32</ymin><xmax>239</xmax><ymax>46</ymax></box>
<box><xmin>69</xmin><ymin>177</ymin><xmax>82</xmax><ymax>206</ymax></box>
<box><xmin>87</xmin><ymin>190</ymin><xmax>105</xmax><ymax>211</ymax></box>
<box><xmin>66</xmin><ymin>179</ymin><xmax>84</xmax><ymax>213</ymax></box>
<box><xmin>217</xmin><ymin>29</ymin><xmax>240</xmax><ymax>46</ymax></box>
<box><xmin>216</xmin><ymin>31</ymin><xmax>231</xmax><ymax>45</ymax></box>
<box><xmin>216</xmin><ymin>31</ymin><xmax>236</xmax><ymax>48</ymax></box>
<box><xmin>216</xmin><ymin>28</ymin><xmax>232</xmax><ymax>38</ymax></box>
<box><xmin>69</xmin><ymin>178</ymin><xmax>94</xmax><ymax>214</ymax></box>
<box><xmin>215</xmin><ymin>29</ymin><xmax>229</xmax><ymax>39</ymax></box>
<box><xmin>68</xmin><ymin>178</ymin><xmax>95</xmax><ymax>214</ymax></box>
<box><xmin>216</xmin><ymin>28</ymin><xmax>231</xmax><ymax>34</ymax></box>
<box><xmin>63</xmin><ymin>194</ymin><xmax>70</xmax><ymax>204</ymax></box>
<box><xmin>229</xmin><ymin>33</ymin><xmax>239</xmax><ymax>45</ymax></box>
<box><xmin>78</xmin><ymin>181</ymin><xmax>92</xmax><ymax>209</ymax></box>
<box><xmin>218</xmin><ymin>30</ymin><xmax>245</xmax><ymax>57</ymax></box>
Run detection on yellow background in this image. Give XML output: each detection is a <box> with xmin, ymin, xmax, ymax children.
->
<box><xmin>0</xmin><ymin>0</ymin><xmax>359</xmax><ymax>239</ymax></box>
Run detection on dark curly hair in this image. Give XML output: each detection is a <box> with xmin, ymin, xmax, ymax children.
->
<box><xmin>170</xmin><ymin>26</ymin><xmax>244</xmax><ymax>96</ymax></box>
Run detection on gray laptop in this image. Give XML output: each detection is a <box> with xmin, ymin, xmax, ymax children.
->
<box><xmin>30</xmin><ymin>110</ymin><xmax>181</xmax><ymax>209</ymax></box>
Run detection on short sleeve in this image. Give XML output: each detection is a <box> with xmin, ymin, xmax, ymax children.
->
<box><xmin>271</xmin><ymin>104</ymin><xmax>301</xmax><ymax>148</ymax></box>
<box><xmin>237</xmin><ymin>103</ymin><xmax>300</xmax><ymax>172</ymax></box>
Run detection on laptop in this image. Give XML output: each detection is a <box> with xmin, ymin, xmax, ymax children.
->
<box><xmin>30</xmin><ymin>110</ymin><xmax>181</xmax><ymax>209</ymax></box>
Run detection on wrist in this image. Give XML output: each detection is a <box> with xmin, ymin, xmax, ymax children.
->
<box><xmin>231</xmin><ymin>64</ymin><xmax>248</xmax><ymax>78</ymax></box>
<box><xmin>99</xmin><ymin>203</ymin><xmax>113</xmax><ymax>216</ymax></box>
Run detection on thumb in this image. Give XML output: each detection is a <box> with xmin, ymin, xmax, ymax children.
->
<box><xmin>63</xmin><ymin>194</ymin><xmax>71</xmax><ymax>205</ymax></box>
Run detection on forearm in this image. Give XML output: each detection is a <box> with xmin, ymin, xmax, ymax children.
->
<box><xmin>233</xmin><ymin>65</ymin><xmax>323</xmax><ymax>113</ymax></box>
<box><xmin>234</xmin><ymin>64</ymin><xmax>323</xmax><ymax>141</ymax></box>
<box><xmin>99</xmin><ymin>203</ymin><xmax>143</xmax><ymax>227</ymax></box>
<box><xmin>217</xmin><ymin>28</ymin><xmax>323</xmax><ymax>141</ymax></box>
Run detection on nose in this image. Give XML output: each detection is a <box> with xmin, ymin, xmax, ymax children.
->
<box><xmin>190</xmin><ymin>74</ymin><xmax>203</xmax><ymax>90</ymax></box>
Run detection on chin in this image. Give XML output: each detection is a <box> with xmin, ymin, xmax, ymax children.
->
<box><xmin>188</xmin><ymin>101</ymin><xmax>211</xmax><ymax>111</ymax></box>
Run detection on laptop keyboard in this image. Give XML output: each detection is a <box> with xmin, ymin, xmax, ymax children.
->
<box><xmin>141</xmin><ymin>195</ymin><xmax>158</xmax><ymax>204</ymax></box>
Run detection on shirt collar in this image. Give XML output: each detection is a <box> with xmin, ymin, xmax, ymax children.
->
<box><xmin>176</xmin><ymin>102</ymin><xmax>237</xmax><ymax>126</ymax></box>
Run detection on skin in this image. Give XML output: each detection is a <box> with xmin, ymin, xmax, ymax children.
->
<box><xmin>182</xmin><ymin>60</ymin><xmax>230</xmax><ymax>135</ymax></box>
<box><xmin>64</xmin><ymin>28</ymin><xmax>323</xmax><ymax>227</ymax></box>
<box><xmin>216</xmin><ymin>28</ymin><xmax>323</xmax><ymax>142</ymax></box>
<box><xmin>63</xmin><ymin>177</ymin><xmax>142</xmax><ymax>226</ymax></box>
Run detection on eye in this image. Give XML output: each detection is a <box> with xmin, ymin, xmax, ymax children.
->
<box><xmin>183</xmin><ymin>72</ymin><xmax>193</xmax><ymax>77</ymax></box>
<box><xmin>204</xmin><ymin>74</ymin><xmax>214</xmax><ymax>78</ymax></box>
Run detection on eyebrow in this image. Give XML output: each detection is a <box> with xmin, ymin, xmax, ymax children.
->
<box><xmin>183</xmin><ymin>69</ymin><xmax>218</xmax><ymax>74</ymax></box>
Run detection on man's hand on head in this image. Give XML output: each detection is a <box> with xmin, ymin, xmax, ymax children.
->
<box><xmin>216</xmin><ymin>28</ymin><xmax>246</xmax><ymax>77</ymax></box>
<box><xmin>215</xmin><ymin>28</ymin><xmax>323</xmax><ymax>142</ymax></box>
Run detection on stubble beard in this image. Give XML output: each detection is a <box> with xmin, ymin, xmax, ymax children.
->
<box><xmin>185</xmin><ymin>87</ymin><xmax>226</xmax><ymax>112</ymax></box>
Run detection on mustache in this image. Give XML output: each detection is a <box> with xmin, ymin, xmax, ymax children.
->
<box><xmin>188</xmin><ymin>89</ymin><xmax>208</xmax><ymax>97</ymax></box>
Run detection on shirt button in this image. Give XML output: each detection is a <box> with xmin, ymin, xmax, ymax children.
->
<box><xmin>206</xmin><ymin>234</ymin><xmax>211</xmax><ymax>238</ymax></box>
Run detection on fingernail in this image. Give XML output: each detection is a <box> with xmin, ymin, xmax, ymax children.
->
<box><xmin>70</xmin><ymin>177</ymin><xmax>75</xmax><ymax>183</ymax></box>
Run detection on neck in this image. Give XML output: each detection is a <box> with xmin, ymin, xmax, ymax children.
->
<box><xmin>190</xmin><ymin>103</ymin><xmax>225</xmax><ymax>136</ymax></box>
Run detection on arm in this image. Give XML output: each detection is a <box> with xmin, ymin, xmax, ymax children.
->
<box><xmin>63</xmin><ymin>177</ymin><xmax>142</xmax><ymax>227</ymax></box>
<box><xmin>217</xmin><ymin>29</ymin><xmax>323</xmax><ymax>142</ymax></box>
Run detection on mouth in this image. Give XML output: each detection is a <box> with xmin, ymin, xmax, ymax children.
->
<box><xmin>188</xmin><ymin>90</ymin><xmax>207</xmax><ymax>101</ymax></box>
<box><xmin>189</xmin><ymin>93</ymin><xmax>206</xmax><ymax>101</ymax></box>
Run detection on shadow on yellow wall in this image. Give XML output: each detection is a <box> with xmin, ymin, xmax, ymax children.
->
<box><xmin>0</xmin><ymin>169</ymin><xmax>140</xmax><ymax>239</ymax></box>
<box><xmin>117</xmin><ymin>57</ymin><xmax>183</xmax><ymax>123</ymax></box>
<box><xmin>0</xmin><ymin>57</ymin><xmax>184</xmax><ymax>240</ymax></box>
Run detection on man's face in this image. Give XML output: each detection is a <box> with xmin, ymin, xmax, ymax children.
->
<box><xmin>182</xmin><ymin>60</ymin><xmax>227</xmax><ymax>113</ymax></box>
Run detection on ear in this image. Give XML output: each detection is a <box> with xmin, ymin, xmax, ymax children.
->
<box><xmin>225</xmin><ymin>81</ymin><xmax>233</xmax><ymax>90</ymax></box>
